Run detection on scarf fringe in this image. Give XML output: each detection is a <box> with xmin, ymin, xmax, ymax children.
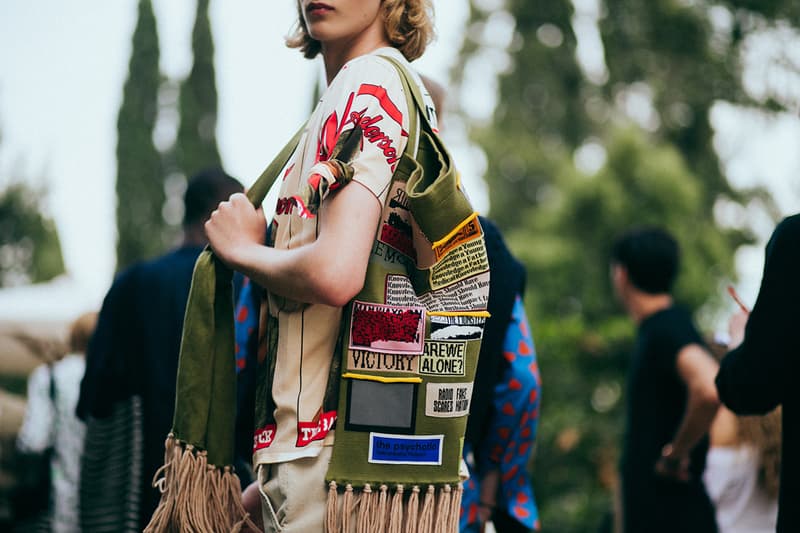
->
<box><xmin>326</xmin><ymin>482</ymin><xmax>460</xmax><ymax>533</ymax></box>
<box><xmin>144</xmin><ymin>434</ymin><xmax>260</xmax><ymax>533</ymax></box>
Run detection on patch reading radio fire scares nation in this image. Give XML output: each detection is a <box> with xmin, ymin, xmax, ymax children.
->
<box><xmin>420</xmin><ymin>341</ymin><xmax>466</xmax><ymax>376</ymax></box>
<box><xmin>425</xmin><ymin>382</ymin><xmax>473</xmax><ymax>418</ymax></box>
<box><xmin>349</xmin><ymin>301</ymin><xmax>425</xmax><ymax>354</ymax></box>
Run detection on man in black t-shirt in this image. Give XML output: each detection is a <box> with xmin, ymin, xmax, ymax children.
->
<box><xmin>611</xmin><ymin>227</ymin><xmax>720</xmax><ymax>532</ymax></box>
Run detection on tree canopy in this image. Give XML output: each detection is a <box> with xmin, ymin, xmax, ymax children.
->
<box><xmin>454</xmin><ymin>0</ymin><xmax>798</xmax><ymax>530</ymax></box>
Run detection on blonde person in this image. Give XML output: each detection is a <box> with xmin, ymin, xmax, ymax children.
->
<box><xmin>704</xmin><ymin>335</ymin><xmax>780</xmax><ymax>533</ymax></box>
<box><xmin>205</xmin><ymin>1</ymin><xmax>437</xmax><ymax>531</ymax></box>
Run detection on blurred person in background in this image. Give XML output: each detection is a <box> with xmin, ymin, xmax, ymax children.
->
<box><xmin>458</xmin><ymin>216</ymin><xmax>541</xmax><ymax>533</ymax></box>
<box><xmin>610</xmin><ymin>227</ymin><xmax>720</xmax><ymax>533</ymax></box>
<box><xmin>76</xmin><ymin>168</ymin><xmax>243</xmax><ymax>532</ymax></box>
<box><xmin>704</xmin><ymin>337</ymin><xmax>780</xmax><ymax>533</ymax></box>
<box><xmin>716</xmin><ymin>213</ymin><xmax>800</xmax><ymax>532</ymax></box>
<box><xmin>15</xmin><ymin>311</ymin><xmax>97</xmax><ymax>533</ymax></box>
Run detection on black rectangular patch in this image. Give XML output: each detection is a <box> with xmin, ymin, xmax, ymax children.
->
<box><xmin>345</xmin><ymin>379</ymin><xmax>417</xmax><ymax>434</ymax></box>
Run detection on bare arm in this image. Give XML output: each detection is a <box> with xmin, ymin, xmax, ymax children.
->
<box><xmin>205</xmin><ymin>184</ymin><xmax>381</xmax><ymax>308</ymax></box>
<box><xmin>656</xmin><ymin>343</ymin><xmax>720</xmax><ymax>479</ymax></box>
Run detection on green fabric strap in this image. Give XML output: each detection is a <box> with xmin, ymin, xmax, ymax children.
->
<box><xmin>171</xmin><ymin>125</ymin><xmax>304</xmax><ymax>466</ymax></box>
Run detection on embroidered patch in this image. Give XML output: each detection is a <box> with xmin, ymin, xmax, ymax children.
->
<box><xmin>432</xmin><ymin>216</ymin><xmax>482</xmax><ymax>261</ymax></box>
<box><xmin>418</xmin><ymin>271</ymin><xmax>490</xmax><ymax>312</ymax></box>
<box><xmin>347</xmin><ymin>349</ymin><xmax>419</xmax><ymax>374</ymax></box>
<box><xmin>379</xmin><ymin>213</ymin><xmax>415</xmax><ymax>258</ymax></box>
<box><xmin>253</xmin><ymin>424</ymin><xmax>277</xmax><ymax>452</ymax></box>
<box><xmin>368</xmin><ymin>433</ymin><xmax>444</xmax><ymax>465</ymax></box>
<box><xmin>420</xmin><ymin>341</ymin><xmax>467</xmax><ymax>376</ymax></box>
<box><xmin>429</xmin><ymin>314</ymin><xmax>485</xmax><ymax>341</ymax></box>
<box><xmin>429</xmin><ymin>237</ymin><xmax>489</xmax><ymax>290</ymax></box>
<box><xmin>349</xmin><ymin>301</ymin><xmax>425</xmax><ymax>354</ymax></box>
<box><xmin>425</xmin><ymin>382</ymin><xmax>473</xmax><ymax>418</ymax></box>
<box><xmin>346</xmin><ymin>379</ymin><xmax>416</xmax><ymax>433</ymax></box>
<box><xmin>384</xmin><ymin>274</ymin><xmax>422</xmax><ymax>307</ymax></box>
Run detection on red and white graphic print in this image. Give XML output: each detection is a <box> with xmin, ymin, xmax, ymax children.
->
<box><xmin>296</xmin><ymin>410</ymin><xmax>337</xmax><ymax>447</ymax></box>
<box><xmin>253</xmin><ymin>423</ymin><xmax>277</xmax><ymax>452</ymax></box>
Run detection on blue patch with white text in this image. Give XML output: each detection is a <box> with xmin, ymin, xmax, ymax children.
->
<box><xmin>368</xmin><ymin>433</ymin><xmax>444</xmax><ymax>465</ymax></box>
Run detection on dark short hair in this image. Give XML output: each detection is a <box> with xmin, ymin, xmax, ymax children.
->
<box><xmin>610</xmin><ymin>227</ymin><xmax>680</xmax><ymax>294</ymax></box>
<box><xmin>183</xmin><ymin>168</ymin><xmax>243</xmax><ymax>227</ymax></box>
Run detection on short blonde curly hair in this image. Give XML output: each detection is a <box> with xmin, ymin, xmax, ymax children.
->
<box><xmin>286</xmin><ymin>0</ymin><xmax>434</xmax><ymax>62</ymax></box>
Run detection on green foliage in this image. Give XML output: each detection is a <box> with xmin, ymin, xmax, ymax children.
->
<box><xmin>115</xmin><ymin>0</ymin><xmax>165</xmax><ymax>270</ymax></box>
<box><xmin>0</xmin><ymin>182</ymin><xmax>65</xmax><ymax>287</ymax></box>
<box><xmin>455</xmin><ymin>0</ymin><xmax>797</xmax><ymax>530</ymax></box>
<box><xmin>174</xmin><ymin>0</ymin><xmax>222</xmax><ymax>178</ymax></box>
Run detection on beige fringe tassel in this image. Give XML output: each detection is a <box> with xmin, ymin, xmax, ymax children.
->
<box><xmin>356</xmin><ymin>483</ymin><xmax>375</xmax><ymax>533</ymax></box>
<box><xmin>405</xmin><ymin>486</ymin><xmax>420</xmax><ymax>533</ymax></box>
<box><xmin>144</xmin><ymin>434</ymin><xmax>260</xmax><ymax>533</ymax></box>
<box><xmin>327</xmin><ymin>482</ymin><xmax>460</xmax><ymax>533</ymax></box>
<box><xmin>387</xmin><ymin>485</ymin><xmax>404</xmax><ymax>533</ymax></box>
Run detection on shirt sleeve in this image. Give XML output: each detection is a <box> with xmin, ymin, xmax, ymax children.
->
<box><xmin>16</xmin><ymin>364</ymin><xmax>56</xmax><ymax>453</ymax></box>
<box><xmin>313</xmin><ymin>54</ymin><xmax>411</xmax><ymax>206</ymax></box>
<box><xmin>651</xmin><ymin>309</ymin><xmax>704</xmax><ymax>377</ymax></box>
<box><xmin>717</xmin><ymin>216</ymin><xmax>800</xmax><ymax>414</ymax></box>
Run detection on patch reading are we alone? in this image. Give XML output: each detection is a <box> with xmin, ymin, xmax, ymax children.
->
<box><xmin>368</xmin><ymin>432</ymin><xmax>444</xmax><ymax>465</ymax></box>
<box><xmin>350</xmin><ymin>301</ymin><xmax>425</xmax><ymax>354</ymax></box>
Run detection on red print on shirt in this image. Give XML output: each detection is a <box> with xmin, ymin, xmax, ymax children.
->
<box><xmin>317</xmin><ymin>84</ymin><xmax>406</xmax><ymax>171</ymax></box>
<box><xmin>296</xmin><ymin>410</ymin><xmax>337</xmax><ymax>447</ymax></box>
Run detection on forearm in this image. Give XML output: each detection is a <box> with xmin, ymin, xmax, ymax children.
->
<box><xmin>227</xmin><ymin>240</ymin><xmax>364</xmax><ymax>308</ymax></box>
<box><xmin>669</xmin><ymin>392</ymin><xmax>719</xmax><ymax>456</ymax></box>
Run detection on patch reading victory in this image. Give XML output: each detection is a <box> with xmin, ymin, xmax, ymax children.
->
<box><xmin>425</xmin><ymin>382</ymin><xmax>473</xmax><ymax>418</ymax></box>
<box><xmin>368</xmin><ymin>433</ymin><xmax>444</xmax><ymax>465</ymax></box>
<box><xmin>420</xmin><ymin>341</ymin><xmax>466</xmax><ymax>376</ymax></box>
<box><xmin>347</xmin><ymin>350</ymin><xmax>420</xmax><ymax>374</ymax></box>
<box><xmin>349</xmin><ymin>301</ymin><xmax>425</xmax><ymax>354</ymax></box>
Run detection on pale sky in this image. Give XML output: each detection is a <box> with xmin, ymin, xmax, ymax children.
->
<box><xmin>0</xmin><ymin>0</ymin><xmax>797</xmax><ymax>323</ymax></box>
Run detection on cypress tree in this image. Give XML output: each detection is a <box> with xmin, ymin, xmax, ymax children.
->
<box><xmin>115</xmin><ymin>0</ymin><xmax>164</xmax><ymax>269</ymax></box>
<box><xmin>175</xmin><ymin>0</ymin><xmax>222</xmax><ymax>178</ymax></box>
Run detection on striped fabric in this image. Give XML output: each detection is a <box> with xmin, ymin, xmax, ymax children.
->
<box><xmin>79</xmin><ymin>395</ymin><xmax>143</xmax><ymax>533</ymax></box>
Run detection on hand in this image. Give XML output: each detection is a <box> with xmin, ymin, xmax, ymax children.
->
<box><xmin>654</xmin><ymin>444</ymin><xmax>690</xmax><ymax>482</ymax></box>
<box><xmin>205</xmin><ymin>193</ymin><xmax>267</xmax><ymax>268</ymax></box>
<box><xmin>727</xmin><ymin>310</ymin><xmax>748</xmax><ymax>349</ymax></box>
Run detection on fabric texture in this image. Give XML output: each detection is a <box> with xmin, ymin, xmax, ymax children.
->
<box><xmin>716</xmin><ymin>213</ymin><xmax>800</xmax><ymax>532</ymax></box>
<box><xmin>322</xmin><ymin>54</ymin><xmax>488</xmax><ymax>490</ymax></box>
<box><xmin>460</xmin><ymin>297</ymin><xmax>540</xmax><ymax>532</ymax></box>
<box><xmin>253</xmin><ymin>47</ymin><xmax>429</xmax><ymax>467</ymax></box>
<box><xmin>703</xmin><ymin>445</ymin><xmax>778</xmax><ymax>533</ymax></box>
<box><xmin>76</xmin><ymin>245</ymin><xmax>206</xmax><ymax>530</ymax></box>
<box><xmin>258</xmin><ymin>446</ymin><xmax>333</xmax><ymax>533</ymax></box>
<box><xmin>621</xmin><ymin>305</ymin><xmax>717</xmax><ymax>533</ymax></box>
<box><xmin>79</xmin><ymin>396</ymin><xmax>143</xmax><ymax>533</ymax></box>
